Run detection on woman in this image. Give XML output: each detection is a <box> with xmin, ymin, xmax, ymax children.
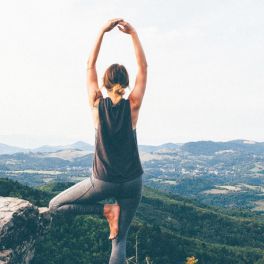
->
<box><xmin>48</xmin><ymin>18</ymin><xmax>147</xmax><ymax>264</ymax></box>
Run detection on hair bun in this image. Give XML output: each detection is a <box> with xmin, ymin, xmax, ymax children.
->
<box><xmin>113</xmin><ymin>83</ymin><xmax>126</xmax><ymax>96</ymax></box>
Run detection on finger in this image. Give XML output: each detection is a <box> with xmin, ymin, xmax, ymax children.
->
<box><xmin>112</xmin><ymin>18</ymin><xmax>123</xmax><ymax>25</ymax></box>
<box><xmin>111</xmin><ymin>18</ymin><xmax>123</xmax><ymax>23</ymax></box>
<box><xmin>114</xmin><ymin>18</ymin><xmax>123</xmax><ymax>22</ymax></box>
<box><xmin>111</xmin><ymin>21</ymin><xmax>119</xmax><ymax>27</ymax></box>
<box><xmin>114</xmin><ymin>21</ymin><xmax>122</xmax><ymax>26</ymax></box>
<box><xmin>118</xmin><ymin>20</ymin><xmax>126</xmax><ymax>25</ymax></box>
<box><xmin>118</xmin><ymin>26</ymin><xmax>125</xmax><ymax>32</ymax></box>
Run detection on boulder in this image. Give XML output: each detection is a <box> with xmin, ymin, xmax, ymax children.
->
<box><xmin>0</xmin><ymin>197</ymin><xmax>51</xmax><ymax>264</ymax></box>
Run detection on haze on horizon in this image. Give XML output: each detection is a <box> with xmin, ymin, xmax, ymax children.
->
<box><xmin>0</xmin><ymin>0</ymin><xmax>263</xmax><ymax>148</ymax></box>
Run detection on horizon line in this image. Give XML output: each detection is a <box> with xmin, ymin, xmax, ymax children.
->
<box><xmin>0</xmin><ymin>138</ymin><xmax>263</xmax><ymax>150</ymax></box>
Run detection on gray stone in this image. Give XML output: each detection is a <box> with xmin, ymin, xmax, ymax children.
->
<box><xmin>0</xmin><ymin>197</ymin><xmax>51</xmax><ymax>264</ymax></box>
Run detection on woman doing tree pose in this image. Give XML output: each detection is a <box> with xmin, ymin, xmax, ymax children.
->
<box><xmin>49</xmin><ymin>18</ymin><xmax>147</xmax><ymax>264</ymax></box>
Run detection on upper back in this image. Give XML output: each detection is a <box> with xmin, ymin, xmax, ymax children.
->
<box><xmin>97</xmin><ymin>97</ymin><xmax>131</xmax><ymax>133</ymax></box>
<box><xmin>92</xmin><ymin>95</ymin><xmax>140</xmax><ymax>130</ymax></box>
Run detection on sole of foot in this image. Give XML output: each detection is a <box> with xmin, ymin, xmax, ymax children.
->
<box><xmin>103</xmin><ymin>203</ymin><xmax>120</xmax><ymax>240</ymax></box>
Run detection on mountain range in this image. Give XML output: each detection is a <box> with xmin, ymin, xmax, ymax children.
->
<box><xmin>1</xmin><ymin>138</ymin><xmax>264</xmax><ymax>213</ymax></box>
<box><xmin>0</xmin><ymin>139</ymin><xmax>263</xmax><ymax>155</ymax></box>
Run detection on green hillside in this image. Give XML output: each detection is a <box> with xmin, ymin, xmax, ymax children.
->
<box><xmin>1</xmin><ymin>177</ymin><xmax>264</xmax><ymax>264</ymax></box>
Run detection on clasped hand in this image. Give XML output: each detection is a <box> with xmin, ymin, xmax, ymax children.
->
<box><xmin>101</xmin><ymin>18</ymin><xmax>136</xmax><ymax>34</ymax></box>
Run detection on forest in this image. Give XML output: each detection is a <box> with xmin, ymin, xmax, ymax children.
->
<box><xmin>1</xmin><ymin>177</ymin><xmax>264</xmax><ymax>264</ymax></box>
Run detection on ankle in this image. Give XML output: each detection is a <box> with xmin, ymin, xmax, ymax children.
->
<box><xmin>103</xmin><ymin>203</ymin><xmax>118</xmax><ymax>216</ymax></box>
<box><xmin>103</xmin><ymin>204</ymin><xmax>111</xmax><ymax>215</ymax></box>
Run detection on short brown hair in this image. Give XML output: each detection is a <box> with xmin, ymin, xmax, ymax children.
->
<box><xmin>102</xmin><ymin>63</ymin><xmax>129</xmax><ymax>96</ymax></box>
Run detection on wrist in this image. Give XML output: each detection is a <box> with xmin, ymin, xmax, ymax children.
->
<box><xmin>99</xmin><ymin>29</ymin><xmax>106</xmax><ymax>35</ymax></box>
<box><xmin>130</xmin><ymin>30</ymin><xmax>137</xmax><ymax>36</ymax></box>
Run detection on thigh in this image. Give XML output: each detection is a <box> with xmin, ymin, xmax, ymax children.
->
<box><xmin>49</xmin><ymin>175</ymin><xmax>116</xmax><ymax>209</ymax></box>
<box><xmin>49</xmin><ymin>177</ymin><xmax>93</xmax><ymax>209</ymax></box>
<box><xmin>82</xmin><ymin>174</ymin><xmax>120</xmax><ymax>203</ymax></box>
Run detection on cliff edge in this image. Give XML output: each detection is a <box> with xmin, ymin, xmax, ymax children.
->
<box><xmin>0</xmin><ymin>197</ymin><xmax>51</xmax><ymax>264</ymax></box>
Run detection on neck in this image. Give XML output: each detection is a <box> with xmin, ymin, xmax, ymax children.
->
<box><xmin>107</xmin><ymin>92</ymin><xmax>122</xmax><ymax>101</ymax></box>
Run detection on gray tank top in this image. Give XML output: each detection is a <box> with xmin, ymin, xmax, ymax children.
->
<box><xmin>92</xmin><ymin>96</ymin><xmax>144</xmax><ymax>183</ymax></box>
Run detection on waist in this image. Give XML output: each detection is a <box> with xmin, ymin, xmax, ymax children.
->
<box><xmin>92</xmin><ymin>162</ymin><xmax>144</xmax><ymax>184</ymax></box>
<box><xmin>92</xmin><ymin>171</ymin><xmax>143</xmax><ymax>184</ymax></box>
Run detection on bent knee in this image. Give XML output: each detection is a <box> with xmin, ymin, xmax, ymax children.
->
<box><xmin>48</xmin><ymin>198</ymin><xmax>60</xmax><ymax>213</ymax></box>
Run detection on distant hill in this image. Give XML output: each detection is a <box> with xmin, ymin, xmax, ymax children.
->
<box><xmin>138</xmin><ymin>142</ymin><xmax>182</xmax><ymax>153</ymax></box>
<box><xmin>1</xmin><ymin>177</ymin><xmax>264</xmax><ymax>264</ymax></box>
<box><xmin>182</xmin><ymin>139</ymin><xmax>264</xmax><ymax>155</ymax></box>
<box><xmin>0</xmin><ymin>140</ymin><xmax>183</xmax><ymax>155</ymax></box>
<box><xmin>0</xmin><ymin>142</ymin><xmax>30</xmax><ymax>155</ymax></box>
<box><xmin>0</xmin><ymin>141</ymin><xmax>94</xmax><ymax>154</ymax></box>
<box><xmin>33</xmin><ymin>141</ymin><xmax>94</xmax><ymax>153</ymax></box>
<box><xmin>2</xmin><ymin>139</ymin><xmax>263</xmax><ymax>155</ymax></box>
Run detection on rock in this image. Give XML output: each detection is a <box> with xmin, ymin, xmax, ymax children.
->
<box><xmin>0</xmin><ymin>197</ymin><xmax>51</xmax><ymax>264</ymax></box>
<box><xmin>0</xmin><ymin>249</ymin><xmax>13</xmax><ymax>263</ymax></box>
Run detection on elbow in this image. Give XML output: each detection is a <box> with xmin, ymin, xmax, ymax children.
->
<box><xmin>138</xmin><ymin>62</ymin><xmax>148</xmax><ymax>70</ymax></box>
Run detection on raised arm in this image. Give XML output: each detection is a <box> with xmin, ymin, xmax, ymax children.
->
<box><xmin>118</xmin><ymin>21</ymin><xmax>148</xmax><ymax>110</ymax></box>
<box><xmin>86</xmin><ymin>18</ymin><xmax>123</xmax><ymax>108</ymax></box>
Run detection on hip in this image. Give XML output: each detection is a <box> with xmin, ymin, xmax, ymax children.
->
<box><xmin>91</xmin><ymin>172</ymin><xmax>143</xmax><ymax>199</ymax></box>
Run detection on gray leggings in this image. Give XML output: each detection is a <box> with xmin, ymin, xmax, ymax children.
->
<box><xmin>48</xmin><ymin>172</ymin><xmax>143</xmax><ymax>264</ymax></box>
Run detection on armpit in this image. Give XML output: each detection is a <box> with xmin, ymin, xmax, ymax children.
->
<box><xmin>91</xmin><ymin>95</ymin><xmax>103</xmax><ymax>109</ymax></box>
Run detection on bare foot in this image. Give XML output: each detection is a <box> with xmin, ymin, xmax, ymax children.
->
<box><xmin>103</xmin><ymin>203</ymin><xmax>120</xmax><ymax>240</ymax></box>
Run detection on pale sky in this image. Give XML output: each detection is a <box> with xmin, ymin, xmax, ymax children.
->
<box><xmin>0</xmin><ymin>0</ymin><xmax>263</xmax><ymax>148</ymax></box>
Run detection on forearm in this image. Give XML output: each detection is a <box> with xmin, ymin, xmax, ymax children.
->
<box><xmin>131</xmin><ymin>31</ymin><xmax>148</xmax><ymax>68</ymax></box>
<box><xmin>87</xmin><ymin>29</ymin><xmax>105</xmax><ymax>68</ymax></box>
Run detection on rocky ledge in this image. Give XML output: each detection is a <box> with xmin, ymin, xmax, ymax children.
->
<box><xmin>0</xmin><ymin>197</ymin><xmax>51</xmax><ymax>264</ymax></box>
